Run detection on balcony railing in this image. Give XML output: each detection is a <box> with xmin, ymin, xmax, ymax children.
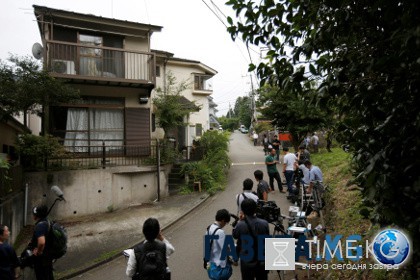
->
<box><xmin>45</xmin><ymin>40</ymin><xmax>156</xmax><ymax>86</ymax></box>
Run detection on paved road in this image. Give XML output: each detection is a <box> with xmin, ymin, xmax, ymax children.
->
<box><xmin>70</xmin><ymin>131</ymin><xmax>292</xmax><ymax>280</ymax></box>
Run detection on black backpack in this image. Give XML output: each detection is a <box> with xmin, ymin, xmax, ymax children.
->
<box><xmin>44</xmin><ymin>220</ymin><xmax>68</xmax><ymax>260</ymax></box>
<box><xmin>133</xmin><ymin>240</ymin><xmax>167</xmax><ymax>280</ymax></box>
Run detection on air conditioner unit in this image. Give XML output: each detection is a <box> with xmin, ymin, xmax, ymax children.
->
<box><xmin>51</xmin><ymin>59</ymin><xmax>76</xmax><ymax>75</ymax></box>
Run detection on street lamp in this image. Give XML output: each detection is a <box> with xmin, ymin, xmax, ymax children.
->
<box><xmin>154</xmin><ymin>128</ymin><xmax>165</xmax><ymax>202</ymax></box>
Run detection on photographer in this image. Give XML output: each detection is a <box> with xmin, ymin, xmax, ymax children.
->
<box><xmin>233</xmin><ymin>199</ymin><xmax>269</xmax><ymax>280</ymax></box>
<box><xmin>0</xmin><ymin>224</ymin><xmax>20</xmax><ymax>279</ymax></box>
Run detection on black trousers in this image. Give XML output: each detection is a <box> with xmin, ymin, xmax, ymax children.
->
<box><xmin>240</xmin><ymin>261</ymin><xmax>268</xmax><ymax>280</ymax></box>
<box><xmin>268</xmin><ymin>171</ymin><xmax>283</xmax><ymax>191</ymax></box>
<box><xmin>34</xmin><ymin>256</ymin><xmax>54</xmax><ymax>280</ymax></box>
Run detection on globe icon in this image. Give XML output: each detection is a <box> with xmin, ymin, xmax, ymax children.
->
<box><xmin>372</xmin><ymin>229</ymin><xmax>410</xmax><ymax>265</ymax></box>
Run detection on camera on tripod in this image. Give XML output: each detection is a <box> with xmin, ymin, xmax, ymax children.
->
<box><xmin>256</xmin><ymin>200</ymin><xmax>281</xmax><ymax>223</ymax></box>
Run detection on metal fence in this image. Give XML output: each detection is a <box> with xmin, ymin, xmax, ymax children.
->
<box><xmin>44</xmin><ymin>142</ymin><xmax>204</xmax><ymax>171</ymax></box>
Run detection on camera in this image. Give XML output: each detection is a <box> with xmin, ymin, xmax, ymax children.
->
<box><xmin>256</xmin><ymin>200</ymin><xmax>281</xmax><ymax>223</ymax></box>
<box><xmin>19</xmin><ymin>248</ymin><xmax>35</xmax><ymax>268</ymax></box>
<box><xmin>230</xmin><ymin>214</ymin><xmax>239</xmax><ymax>228</ymax></box>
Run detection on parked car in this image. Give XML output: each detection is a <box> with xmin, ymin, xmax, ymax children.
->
<box><xmin>240</xmin><ymin>127</ymin><xmax>249</xmax><ymax>134</ymax></box>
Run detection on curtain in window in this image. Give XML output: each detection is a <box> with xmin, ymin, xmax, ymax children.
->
<box><xmin>89</xmin><ymin>108</ymin><xmax>124</xmax><ymax>149</ymax></box>
<box><xmin>64</xmin><ymin>108</ymin><xmax>88</xmax><ymax>152</ymax></box>
<box><xmin>64</xmin><ymin>102</ymin><xmax>123</xmax><ymax>152</ymax></box>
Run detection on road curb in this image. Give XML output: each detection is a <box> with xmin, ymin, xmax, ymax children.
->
<box><xmin>57</xmin><ymin>193</ymin><xmax>211</xmax><ymax>280</ymax></box>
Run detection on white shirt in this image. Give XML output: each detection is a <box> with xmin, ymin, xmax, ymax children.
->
<box><xmin>236</xmin><ymin>191</ymin><xmax>259</xmax><ymax>213</ymax></box>
<box><xmin>126</xmin><ymin>238</ymin><xmax>175</xmax><ymax>277</ymax></box>
<box><xmin>206</xmin><ymin>223</ymin><xmax>228</xmax><ymax>267</ymax></box>
<box><xmin>284</xmin><ymin>153</ymin><xmax>297</xmax><ymax>171</ymax></box>
<box><xmin>253</xmin><ymin>133</ymin><xmax>258</xmax><ymax>139</ymax></box>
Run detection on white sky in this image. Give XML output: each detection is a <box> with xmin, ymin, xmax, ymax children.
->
<box><xmin>0</xmin><ymin>0</ymin><xmax>262</xmax><ymax>116</ymax></box>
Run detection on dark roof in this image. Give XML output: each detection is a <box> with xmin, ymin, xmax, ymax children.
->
<box><xmin>179</xmin><ymin>96</ymin><xmax>200</xmax><ymax>111</ymax></box>
<box><xmin>33</xmin><ymin>5</ymin><xmax>162</xmax><ymax>37</ymax></box>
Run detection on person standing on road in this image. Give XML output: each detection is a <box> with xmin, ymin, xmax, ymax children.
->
<box><xmin>271</xmin><ymin>135</ymin><xmax>281</xmax><ymax>160</ymax></box>
<box><xmin>253</xmin><ymin>170</ymin><xmax>270</xmax><ymax>201</ymax></box>
<box><xmin>0</xmin><ymin>224</ymin><xmax>20</xmax><ymax>280</ymax></box>
<box><xmin>29</xmin><ymin>205</ymin><xmax>54</xmax><ymax>280</ymax></box>
<box><xmin>252</xmin><ymin>132</ymin><xmax>258</xmax><ymax>146</ymax></box>
<box><xmin>236</xmin><ymin>179</ymin><xmax>259</xmax><ymax>214</ymax></box>
<box><xmin>126</xmin><ymin>218</ymin><xmax>174</xmax><ymax>279</ymax></box>
<box><xmin>204</xmin><ymin>209</ymin><xmax>234</xmax><ymax>280</ymax></box>
<box><xmin>262</xmin><ymin>134</ymin><xmax>269</xmax><ymax>155</ymax></box>
<box><xmin>233</xmin><ymin>199</ymin><xmax>269</xmax><ymax>280</ymax></box>
<box><xmin>265</xmin><ymin>149</ymin><xmax>285</xmax><ymax>193</ymax></box>
<box><xmin>282</xmin><ymin>147</ymin><xmax>297</xmax><ymax>197</ymax></box>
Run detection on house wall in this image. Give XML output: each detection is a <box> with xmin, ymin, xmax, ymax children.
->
<box><xmin>75</xmin><ymin>84</ymin><xmax>150</xmax><ymax>109</ymax></box>
<box><xmin>24</xmin><ymin>165</ymin><xmax>171</xmax><ymax>221</ymax></box>
<box><xmin>153</xmin><ymin>62</ymin><xmax>212</xmax><ymax>145</ymax></box>
<box><xmin>124</xmin><ymin>37</ymin><xmax>149</xmax><ymax>52</ymax></box>
<box><xmin>0</xmin><ymin>123</ymin><xmax>18</xmax><ymax>148</ymax></box>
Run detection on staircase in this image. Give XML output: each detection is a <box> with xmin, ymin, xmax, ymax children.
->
<box><xmin>168</xmin><ymin>163</ymin><xmax>185</xmax><ymax>195</ymax></box>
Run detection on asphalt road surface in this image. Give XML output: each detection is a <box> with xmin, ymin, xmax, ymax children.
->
<box><xmin>70</xmin><ymin>131</ymin><xmax>293</xmax><ymax>280</ymax></box>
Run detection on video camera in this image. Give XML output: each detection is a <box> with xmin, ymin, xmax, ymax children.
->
<box><xmin>256</xmin><ymin>200</ymin><xmax>281</xmax><ymax>223</ymax></box>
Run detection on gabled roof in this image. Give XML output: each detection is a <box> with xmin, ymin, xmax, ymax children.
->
<box><xmin>33</xmin><ymin>5</ymin><xmax>162</xmax><ymax>38</ymax></box>
<box><xmin>152</xmin><ymin>49</ymin><xmax>217</xmax><ymax>76</ymax></box>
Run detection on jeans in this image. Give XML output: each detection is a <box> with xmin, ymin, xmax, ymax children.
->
<box><xmin>268</xmin><ymin>172</ymin><xmax>283</xmax><ymax>191</ymax></box>
<box><xmin>284</xmin><ymin>170</ymin><xmax>295</xmax><ymax>193</ymax></box>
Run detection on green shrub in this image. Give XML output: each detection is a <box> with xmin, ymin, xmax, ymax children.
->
<box><xmin>181</xmin><ymin>130</ymin><xmax>230</xmax><ymax>194</ymax></box>
<box><xmin>16</xmin><ymin>134</ymin><xmax>67</xmax><ymax>170</ymax></box>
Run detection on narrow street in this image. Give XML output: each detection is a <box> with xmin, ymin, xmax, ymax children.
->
<box><xmin>70</xmin><ymin>131</ymin><xmax>292</xmax><ymax>280</ymax></box>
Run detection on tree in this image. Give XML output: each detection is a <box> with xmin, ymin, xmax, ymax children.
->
<box><xmin>226</xmin><ymin>0</ymin><xmax>420</xmax><ymax>272</ymax></box>
<box><xmin>0</xmin><ymin>56</ymin><xmax>80</xmax><ymax>131</ymax></box>
<box><xmin>234</xmin><ymin>96</ymin><xmax>252</xmax><ymax>128</ymax></box>
<box><xmin>258</xmin><ymin>84</ymin><xmax>330</xmax><ymax>149</ymax></box>
<box><xmin>153</xmin><ymin>72</ymin><xmax>201</xmax><ymax>135</ymax></box>
<box><xmin>218</xmin><ymin>116</ymin><xmax>239</xmax><ymax>131</ymax></box>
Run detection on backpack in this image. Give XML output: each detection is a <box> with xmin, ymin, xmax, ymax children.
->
<box><xmin>46</xmin><ymin>220</ymin><xmax>68</xmax><ymax>259</ymax></box>
<box><xmin>134</xmin><ymin>240</ymin><xmax>167</xmax><ymax>280</ymax></box>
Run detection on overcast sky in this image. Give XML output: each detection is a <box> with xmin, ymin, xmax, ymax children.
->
<box><xmin>0</xmin><ymin>0</ymin><xmax>262</xmax><ymax>116</ymax></box>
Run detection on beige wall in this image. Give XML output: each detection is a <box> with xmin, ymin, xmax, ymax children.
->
<box><xmin>24</xmin><ymin>165</ymin><xmax>171</xmax><ymax>221</ymax></box>
<box><xmin>153</xmin><ymin>62</ymin><xmax>213</xmax><ymax>145</ymax></box>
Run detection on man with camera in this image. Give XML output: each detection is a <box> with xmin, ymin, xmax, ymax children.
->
<box><xmin>233</xmin><ymin>199</ymin><xmax>269</xmax><ymax>280</ymax></box>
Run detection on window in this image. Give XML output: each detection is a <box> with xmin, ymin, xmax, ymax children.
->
<box><xmin>79</xmin><ymin>34</ymin><xmax>103</xmax><ymax>76</ymax></box>
<box><xmin>156</xmin><ymin>66</ymin><xmax>161</xmax><ymax>77</ymax></box>
<box><xmin>196</xmin><ymin>123</ymin><xmax>203</xmax><ymax>137</ymax></box>
<box><xmin>51</xmin><ymin>97</ymin><xmax>125</xmax><ymax>152</ymax></box>
<box><xmin>194</xmin><ymin>75</ymin><xmax>213</xmax><ymax>91</ymax></box>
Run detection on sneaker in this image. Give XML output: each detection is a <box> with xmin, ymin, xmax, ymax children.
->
<box><xmin>280</xmin><ymin>190</ymin><xmax>286</xmax><ymax>193</ymax></box>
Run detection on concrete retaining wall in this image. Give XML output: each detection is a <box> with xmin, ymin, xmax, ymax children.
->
<box><xmin>24</xmin><ymin>165</ymin><xmax>171</xmax><ymax>221</ymax></box>
<box><xmin>0</xmin><ymin>191</ymin><xmax>25</xmax><ymax>243</ymax></box>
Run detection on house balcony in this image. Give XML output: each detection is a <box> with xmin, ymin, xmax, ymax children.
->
<box><xmin>45</xmin><ymin>40</ymin><xmax>156</xmax><ymax>90</ymax></box>
<box><xmin>193</xmin><ymin>74</ymin><xmax>213</xmax><ymax>96</ymax></box>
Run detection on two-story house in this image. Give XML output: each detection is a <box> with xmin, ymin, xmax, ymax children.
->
<box><xmin>153</xmin><ymin>50</ymin><xmax>217</xmax><ymax>148</ymax></box>
<box><xmin>34</xmin><ymin>5</ymin><xmax>161</xmax><ymax>155</ymax></box>
<box><xmin>24</xmin><ymin>6</ymin><xmax>217</xmax><ymax>219</ymax></box>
